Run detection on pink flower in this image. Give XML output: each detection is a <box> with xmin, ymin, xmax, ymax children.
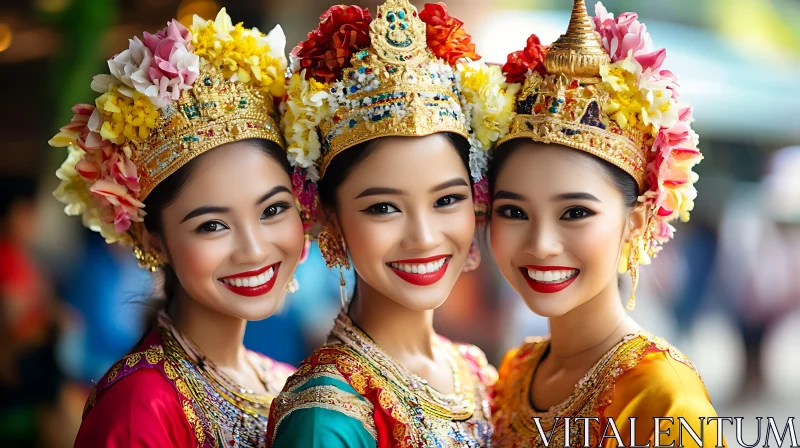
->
<box><xmin>142</xmin><ymin>20</ymin><xmax>199</xmax><ymax>107</ymax></box>
<box><xmin>651</xmin><ymin>69</ymin><xmax>681</xmax><ymax>99</ymax></box>
<box><xmin>90</xmin><ymin>179</ymin><xmax>145</xmax><ymax>233</ymax></box>
<box><xmin>291</xmin><ymin>167</ymin><xmax>318</xmax><ymax>233</ymax></box>
<box><xmin>592</xmin><ymin>2</ymin><xmax>666</xmax><ymax>73</ymax></box>
<box><xmin>106</xmin><ymin>151</ymin><xmax>141</xmax><ymax>195</ymax></box>
<box><xmin>76</xmin><ymin>159</ymin><xmax>101</xmax><ymax>180</ymax></box>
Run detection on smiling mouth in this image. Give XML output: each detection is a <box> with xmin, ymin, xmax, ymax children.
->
<box><xmin>387</xmin><ymin>255</ymin><xmax>451</xmax><ymax>286</ymax></box>
<box><xmin>218</xmin><ymin>262</ymin><xmax>281</xmax><ymax>297</ymax></box>
<box><xmin>520</xmin><ymin>266</ymin><xmax>579</xmax><ymax>294</ymax></box>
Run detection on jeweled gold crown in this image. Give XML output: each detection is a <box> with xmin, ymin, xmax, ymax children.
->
<box><xmin>317</xmin><ymin>0</ymin><xmax>469</xmax><ymax>177</ymax></box>
<box><xmin>498</xmin><ymin>0</ymin><xmax>704</xmax><ymax>285</ymax></box>
<box><xmin>497</xmin><ymin>0</ymin><xmax>646</xmax><ymax>189</ymax></box>
<box><xmin>50</xmin><ymin>9</ymin><xmax>287</xmax><ymax>270</ymax></box>
<box><xmin>134</xmin><ymin>65</ymin><xmax>281</xmax><ymax>199</ymax></box>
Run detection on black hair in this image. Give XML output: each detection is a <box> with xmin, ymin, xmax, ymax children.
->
<box><xmin>317</xmin><ymin>132</ymin><xmax>472</xmax><ymax>210</ymax></box>
<box><xmin>141</xmin><ymin>138</ymin><xmax>290</xmax><ymax>328</ymax></box>
<box><xmin>487</xmin><ymin>139</ymin><xmax>639</xmax><ymax>211</ymax></box>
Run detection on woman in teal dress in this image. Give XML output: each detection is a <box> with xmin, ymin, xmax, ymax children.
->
<box><xmin>266</xmin><ymin>0</ymin><xmax>518</xmax><ymax>446</ymax></box>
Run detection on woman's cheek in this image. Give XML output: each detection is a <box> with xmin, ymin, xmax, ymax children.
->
<box><xmin>171</xmin><ymin>236</ymin><xmax>227</xmax><ymax>284</ymax></box>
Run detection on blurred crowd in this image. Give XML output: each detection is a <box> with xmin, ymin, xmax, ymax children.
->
<box><xmin>1</xmin><ymin>0</ymin><xmax>799</xmax><ymax>446</ymax></box>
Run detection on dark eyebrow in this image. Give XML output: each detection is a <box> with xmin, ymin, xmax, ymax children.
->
<box><xmin>431</xmin><ymin>178</ymin><xmax>469</xmax><ymax>193</ymax></box>
<box><xmin>355</xmin><ymin>187</ymin><xmax>404</xmax><ymax>199</ymax></box>
<box><xmin>181</xmin><ymin>186</ymin><xmax>293</xmax><ymax>223</ymax></box>
<box><xmin>256</xmin><ymin>185</ymin><xmax>292</xmax><ymax>205</ymax></box>
<box><xmin>181</xmin><ymin>206</ymin><xmax>229</xmax><ymax>223</ymax></box>
<box><xmin>552</xmin><ymin>192</ymin><xmax>601</xmax><ymax>202</ymax></box>
<box><xmin>494</xmin><ymin>190</ymin><xmax>526</xmax><ymax>201</ymax></box>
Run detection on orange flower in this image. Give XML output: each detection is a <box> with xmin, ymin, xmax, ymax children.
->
<box><xmin>503</xmin><ymin>34</ymin><xmax>548</xmax><ymax>83</ymax></box>
<box><xmin>419</xmin><ymin>3</ymin><xmax>479</xmax><ymax>65</ymax></box>
<box><xmin>293</xmin><ymin>5</ymin><xmax>372</xmax><ymax>83</ymax></box>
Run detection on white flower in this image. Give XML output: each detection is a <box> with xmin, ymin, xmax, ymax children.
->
<box><xmin>99</xmin><ymin>37</ymin><xmax>156</xmax><ymax>99</ymax></box>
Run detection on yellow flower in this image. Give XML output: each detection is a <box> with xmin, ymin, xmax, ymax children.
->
<box><xmin>191</xmin><ymin>8</ymin><xmax>287</xmax><ymax>97</ymax></box>
<box><xmin>457</xmin><ymin>61</ymin><xmax>520</xmax><ymax>149</ymax></box>
<box><xmin>282</xmin><ymin>72</ymin><xmax>330</xmax><ymax>171</ymax></box>
<box><xmin>53</xmin><ymin>144</ymin><xmax>122</xmax><ymax>243</ymax></box>
<box><xmin>95</xmin><ymin>86</ymin><xmax>158</xmax><ymax>144</ymax></box>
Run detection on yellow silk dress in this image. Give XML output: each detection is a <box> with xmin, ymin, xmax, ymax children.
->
<box><xmin>492</xmin><ymin>332</ymin><xmax>727</xmax><ymax>447</ymax></box>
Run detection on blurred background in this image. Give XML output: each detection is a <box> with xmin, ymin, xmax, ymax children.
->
<box><xmin>1</xmin><ymin>0</ymin><xmax>799</xmax><ymax>445</ymax></box>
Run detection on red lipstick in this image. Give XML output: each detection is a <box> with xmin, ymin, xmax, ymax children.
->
<box><xmin>387</xmin><ymin>255</ymin><xmax>450</xmax><ymax>287</ymax></box>
<box><xmin>520</xmin><ymin>265</ymin><xmax>579</xmax><ymax>294</ymax></box>
<box><xmin>218</xmin><ymin>262</ymin><xmax>281</xmax><ymax>297</ymax></box>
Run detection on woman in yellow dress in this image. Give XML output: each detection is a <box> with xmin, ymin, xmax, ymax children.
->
<box><xmin>266</xmin><ymin>0</ymin><xmax>517</xmax><ymax>446</ymax></box>
<box><xmin>488</xmin><ymin>1</ymin><xmax>725</xmax><ymax>447</ymax></box>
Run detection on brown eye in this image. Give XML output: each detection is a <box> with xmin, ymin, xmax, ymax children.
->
<box><xmin>560</xmin><ymin>207</ymin><xmax>595</xmax><ymax>220</ymax></box>
<box><xmin>262</xmin><ymin>202</ymin><xmax>290</xmax><ymax>219</ymax></box>
<box><xmin>434</xmin><ymin>194</ymin><xmax>466</xmax><ymax>208</ymax></box>
<box><xmin>196</xmin><ymin>221</ymin><xmax>228</xmax><ymax>233</ymax></box>
<box><xmin>363</xmin><ymin>203</ymin><xmax>399</xmax><ymax>215</ymax></box>
<box><xmin>496</xmin><ymin>205</ymin><xmax>527</xmax><ymax>220</ymax></box>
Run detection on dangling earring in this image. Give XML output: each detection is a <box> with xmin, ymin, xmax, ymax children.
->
<box><xmin>286</xmin><ymin>277</ymin><xmax>300</xmax><ymax>294</ymax></box>
<box><xmin>626</xmin><ymin>236</ymin><xmax>641</xmax><ymax>311</ymax></box>
<box><xmin>318</xmin><ymin>227</ymin><xmax>351</xmax><ymax>308</ymax></box>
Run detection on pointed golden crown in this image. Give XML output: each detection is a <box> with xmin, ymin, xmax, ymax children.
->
<box><xmin>498</xmin><ymin>0</ymin><xmax>646</xmax><ymax>189</ymax></box>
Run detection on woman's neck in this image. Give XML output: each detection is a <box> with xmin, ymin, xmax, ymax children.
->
<box><xmin>347</xmin><ymin>277</ymin><xmax>437</xmax><ymax>359</ymax></box>
<box><xmin>169</xmin><ymin>289</ymin><xmax>249</xmax><ymax>370</ymax></box>
<box><xmin>546</xmin><ymin>277</ymin><xmax>639</xmax><ymax>366</ymax></box>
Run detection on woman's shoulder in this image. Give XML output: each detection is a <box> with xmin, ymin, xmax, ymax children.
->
<box><xmin>267</xmin><ymin>344</ymin><xmax>377</xmax><ymax>447</ymax></box>
<box><xmin>615</xmin><ymin>333</ymin><xmax>710</xmax><ymax>401</ymax></box>
<box><xmin>76</xmin><ymin>368</ymin><xmax>195</xmax><ymax>447</ymax></box>
<box><xmin>497</xmin><ymin>336</ymin><xmax>548</xmax><ymax>378</ymax></box>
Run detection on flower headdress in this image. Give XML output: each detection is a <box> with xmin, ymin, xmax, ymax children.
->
<box><xmin>284</xmin><ymin>0</ymin><xmax>519</xmax><ymax>244</ymax></box>
<box><xmin>49</xmin><ymin>9</ymin><xmax>288</xmax><ymax>270</ymax></box>
<box><xmin>498</xmin><ymin>0</ymin><xmax>702</xmax><ymax>288</ymax></box>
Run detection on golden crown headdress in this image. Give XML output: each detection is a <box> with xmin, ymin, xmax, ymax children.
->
<box><xmin>49</xmin><ymin>9</ymin><xmax>287</xmax><ymax>270</ymax></box>
<box><xmin>284</xmin><ymin>0</ymin><xmax>519</xmax><ymax>235</ymax></box>
<box><xmin>498</xmin><ymin>0</ymin><xmax>702</xmax><ymax>265</ymax></box>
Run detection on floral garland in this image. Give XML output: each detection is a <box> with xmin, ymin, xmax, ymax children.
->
<box><xmin>284</xmin><ymin>2</ymin><xmax>518</xmax><ymax>229</ymax></box>
<box><xmin>49</xmin><ymin>9</ymin><xmax>286</xmax><ymax>243</ymax></box>
<box><xmin>501</xmin><ymin>2</ymin><xmax>702</xmax><ymax>265</ymax></box>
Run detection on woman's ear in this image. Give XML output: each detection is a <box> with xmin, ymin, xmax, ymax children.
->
<box><xmin>625</xmin><ymin>203</ymin><xmax>648</xmax><ymax>241</ymax></box>
<box><xmin>318</xmin><ymin>206</ymin><xmax>344</xmax><ymax>238</ymax></box>
<box><xmin>142</xmin><ymin>230</ymin><xmax>168</xmax><ymax>263</ymax></box>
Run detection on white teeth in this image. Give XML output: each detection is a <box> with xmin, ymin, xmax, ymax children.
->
<box><xmin>220</xmin><ymin>266</ymin><xmax>277</xmax><ymax>288</ymax></box>
<box><xmin>526</xmin><ymin>268</ymin><xmax>578</xmax><ymax>283</ymax></box>
<box><xmin>390</xmin><ymin>259</ymin><xmax>449</xmax><ymax>275</ymax></box>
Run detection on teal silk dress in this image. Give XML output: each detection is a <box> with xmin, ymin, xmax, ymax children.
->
<box><xmin>266</xmin><ymin>312</ymin><xmax>497</xmax><ymax>447</ymax></box>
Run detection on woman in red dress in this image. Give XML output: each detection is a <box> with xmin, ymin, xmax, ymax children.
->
<box><xmin>49</xmin><ymin>9</ymin><xmax>305</xmax><ymax>447</ymax></box>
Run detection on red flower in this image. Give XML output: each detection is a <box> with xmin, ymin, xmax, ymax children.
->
<box><xmin>293</xmin><ymin>5</ymin><xmax>372</xmax><ymax>83</ymax></box>
<box><xmin>502</xmin><ymin>34</ymin><xmax>548</xmax><ymax>83</ymax></box>
<box><xmin>419</xmin><ymin>3</ymin><xmax>480</xmax><ymax>65</ymax></box>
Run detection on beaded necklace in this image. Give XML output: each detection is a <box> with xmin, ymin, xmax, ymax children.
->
<box><xmin>158</xmin><ymin>313</ymin><xmax>276</xmax><ymax>447</ymax></box>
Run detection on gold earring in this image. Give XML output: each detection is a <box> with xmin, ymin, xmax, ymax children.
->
<box><xmin>626</xmin><ymin>236</ymin><xmax>641</xmax><ymax>311</ymax></box>
<box><xmin>318</xmin><ymin>227</ymin><xmax>351</xmax><ymax>307</ymax></box>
